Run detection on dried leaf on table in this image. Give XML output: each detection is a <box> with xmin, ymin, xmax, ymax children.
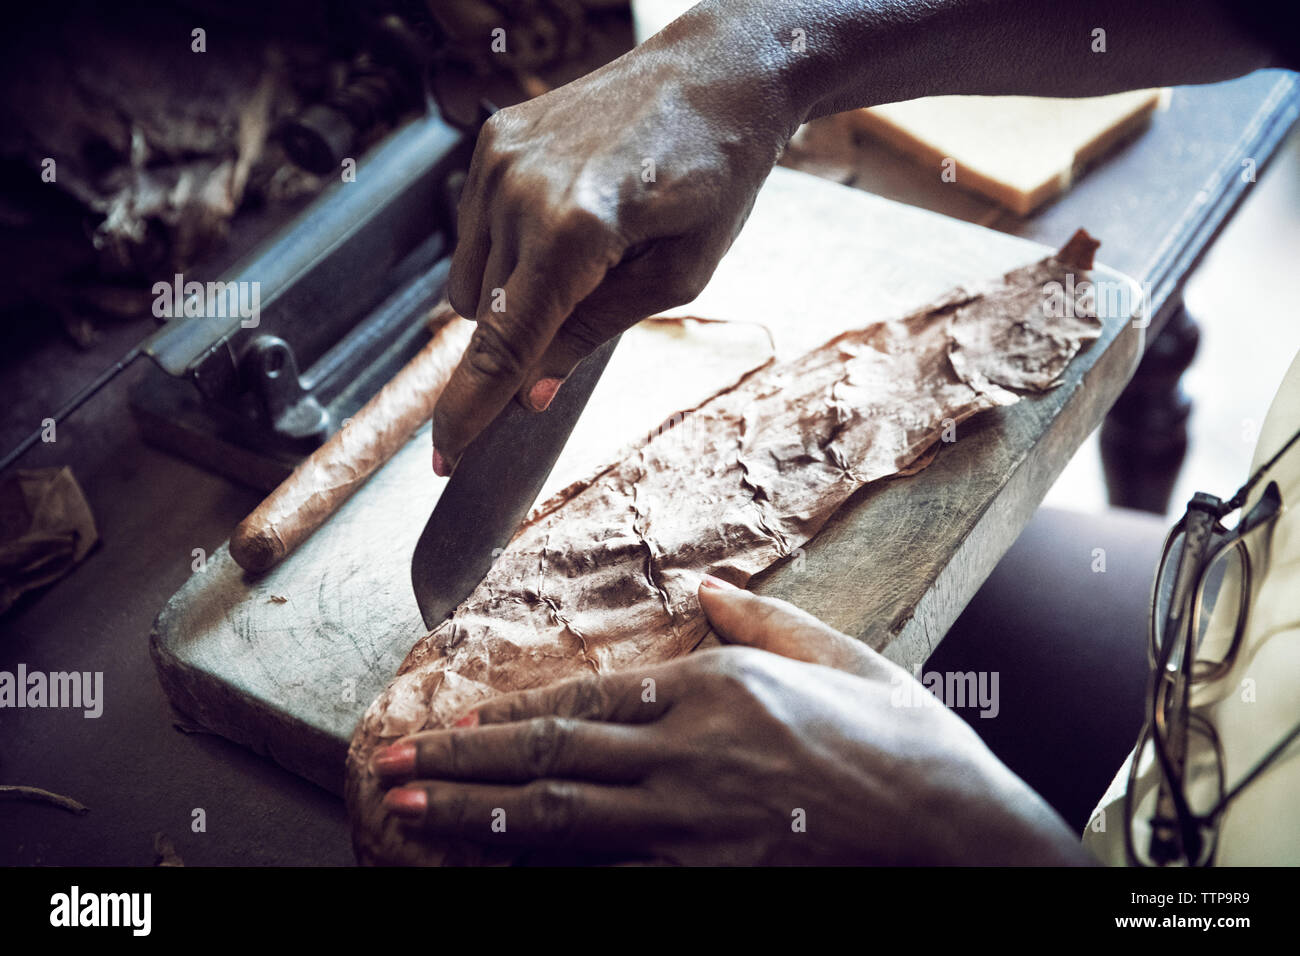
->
<box><xmin>0</xmin><ymin>467</ymin><xmax>98</xmax><ymax>615</ymax></box>
<box><xmin>1</xmin><ymin>6</ymin><xmax>319</xmax><ymax>280</ymax></box>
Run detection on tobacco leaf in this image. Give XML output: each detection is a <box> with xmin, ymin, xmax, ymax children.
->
<box><xmin>0</xmin><ymin>467</ymin><xmax>98</xmax><ymax>616</ymax></box>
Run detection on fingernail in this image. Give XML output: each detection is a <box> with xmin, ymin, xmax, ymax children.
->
<box><xmin>370</xmin><ymin>742</ymin><xmax>417</xmax><ymax>778</ymax></box>
<box><xmin>527</xmin><ymin>377</ymin><xmax>563</xmax><ymax>412</ymax></box>
<box><xmin>701</xmin><ymin>574</ymin><xmax>738</xmax><ymax>591</ymax></box>
<box><xmin>432</xmin><ymin>447</ymin><xmax>450</xmax><ymax>477</ymax></box>
<box><xmin>454</xmin><ymin>710</ymin><xmax>479</xmax><ymax>728</ymax></box>
<box><xmin>383</xmin><ymin>786</ymin><xmax>427</xmax><ymax>819</ymax></box>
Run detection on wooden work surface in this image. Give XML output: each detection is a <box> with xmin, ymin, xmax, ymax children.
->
<box><xmin>151</xmin><ymin>166</ymin><xmax>1142</xmax><ymax>794</ymax></box>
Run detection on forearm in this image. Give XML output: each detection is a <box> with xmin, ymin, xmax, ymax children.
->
<box><xmin>645</xmin><ymin>0</ymin><xmax>1278</xmax><ymax>130</ymax></box>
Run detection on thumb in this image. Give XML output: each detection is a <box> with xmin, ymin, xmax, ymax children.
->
<box><xmin>697</xmin><ymin>576</ymin><xmax>888</xmax><ymax>680</ymax></box>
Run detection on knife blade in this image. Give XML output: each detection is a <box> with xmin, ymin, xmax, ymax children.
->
<box><xmin>411</xmin><ymin>333</ymin><xmax>622</xmax><ymax>629</ymax></box>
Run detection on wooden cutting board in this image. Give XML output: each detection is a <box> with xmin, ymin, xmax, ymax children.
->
<box><xmin>151</xmin><ymin>167</ymin><xmax>1142</xmax><ymax>794</ymax></box>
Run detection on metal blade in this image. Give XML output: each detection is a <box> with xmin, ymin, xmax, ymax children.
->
<box><xmin>411</xmin><ymin>333</ymin><xmax>621</xmax><ymax>629</ymax></box>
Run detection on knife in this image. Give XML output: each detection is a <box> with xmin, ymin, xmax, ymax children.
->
<box><xmin>411</xmin><ymin>333</ymin><xmax>622</xmax><ymax>629</ymax></box>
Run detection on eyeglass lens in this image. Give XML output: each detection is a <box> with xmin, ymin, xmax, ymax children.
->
<box><xmin>1129</xmin><ymin>718</ymin><xmax>1225</xmax><ymax>866</ymax></box>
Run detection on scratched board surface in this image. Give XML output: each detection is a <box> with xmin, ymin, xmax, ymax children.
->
<box><xmin>151</xmin><ymin>167</ymin><xmax>1142</xmax><ymax>793</ymax></box>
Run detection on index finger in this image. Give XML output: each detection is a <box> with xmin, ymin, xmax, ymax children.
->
<box><xmin>471</xmin><ymin>668</ymin><xmax>671</xmax><ymax>727</ymax></box>
<box><xmin>431</xmin><ymin>230</ymin><xmax>614</xmax><ymax>472</ymax></box>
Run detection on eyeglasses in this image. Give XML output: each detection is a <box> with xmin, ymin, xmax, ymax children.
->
<box><xmin>1124</xmin><ymin>426</ymin><xmax>1300</xmax><ymax>867</ymax></box>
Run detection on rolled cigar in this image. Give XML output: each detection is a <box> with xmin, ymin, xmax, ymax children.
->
<box><xmin>230</xmin><ymin>306</ymin><xmax>474</xmax><ymax>573</ymax></box>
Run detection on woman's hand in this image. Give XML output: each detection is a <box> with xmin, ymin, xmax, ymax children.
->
<box><xmin>430</xmin><ymin>9</ymin><xmax>799</xmax><ymax>475</ymax></box>
<box><xmin>370</xmin><ymin>580</ymin><xmax>1093</xmax><ymax>865</ymax></box>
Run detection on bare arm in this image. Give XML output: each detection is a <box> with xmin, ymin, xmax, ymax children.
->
<box><xmin>713</xmin><ymin>0</ymin><xmax>1280</xmax><ymax>121</ymax></box>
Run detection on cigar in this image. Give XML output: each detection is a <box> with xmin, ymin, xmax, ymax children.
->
<box><xmin>230</xmin><ymin>306</ymin><xmax>473</xmax><ymax>574</ymax></box>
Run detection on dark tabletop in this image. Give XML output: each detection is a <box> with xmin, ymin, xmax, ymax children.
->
<box><xmin>1</xmin><ymin>69</ymin><xmax>1296</xmax><ymax>866</ymax></box>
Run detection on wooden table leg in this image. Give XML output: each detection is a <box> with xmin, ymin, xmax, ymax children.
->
<box><xmin>1100</xmin><ymin>304</ymin><xmax>1201</xmax><ymax>514</ymax></box>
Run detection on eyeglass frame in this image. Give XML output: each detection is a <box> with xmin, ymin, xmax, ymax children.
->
<box><xmin>1123</xmin><ymin>424</ymin><xmax>1300</xmax><ymax>867</ymax></box>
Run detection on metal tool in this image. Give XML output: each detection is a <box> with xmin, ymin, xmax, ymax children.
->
<box><xmin>411</xmin><ymin>333</ymin><xmax>621</xmax><ymax>629</ymax></box>
<box><xmin>130</xmin><ymin>112</ymin><xmax>472</xmax><ymax>488</ymax></box>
